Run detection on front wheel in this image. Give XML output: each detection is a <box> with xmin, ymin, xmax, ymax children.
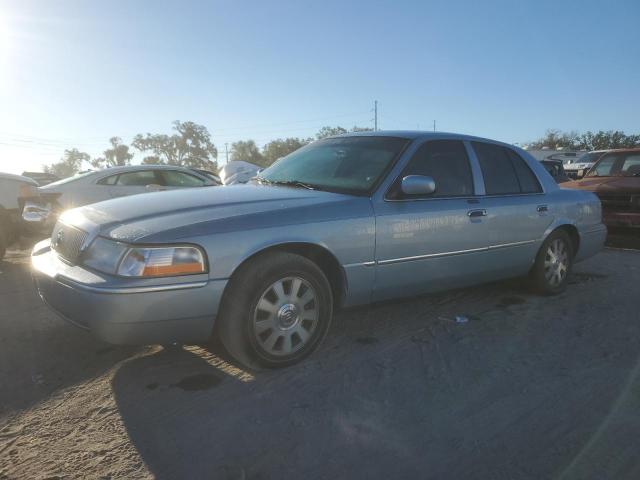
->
<box><xmin>529</xmin><ymin>230</ymin><xmax>573</xmax><ymax>295</ymax></box>
<box><xmin>217</xmin><ymin>252</ymin><xmax>333</xmax><ymax>369</ymax></box>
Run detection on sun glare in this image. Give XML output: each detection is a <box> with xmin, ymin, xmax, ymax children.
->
<box><xmin>0</xmin><ymin>13</ymin><xmax>10</xmax><ymax>62</ymax></box>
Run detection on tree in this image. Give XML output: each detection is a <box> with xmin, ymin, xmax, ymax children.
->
<box><xmin>315</xmin><ymin>125</ymin><xmax>374</xmax><ymax>140</ymax></box>
<box><xmin>230</xmin><ymin>140</ymin><xmax>264</xmax><ymax>166</ymax></box>
<box><xmin>578</xmin><ymin>130</ymin><xmax>640</xmax><ymax>151</ymax></box>
<box><xmin>262</xmin><ymin>137</ymin><xmax>311</xmax><ymax>166</ymax></box>
<box><xmin>104</xmin><ymin>137</ymin><xmax>134</xmax><ymax>166</ymax></box>
<box><xmin>43</xmin><ymin>148</ymin><xmax>90</xmax><ymax>178</ymax></box>
<box><xmin>315</xmin><ymin>126</ymin><xmax>347</xmax><ymax>140</ymax></box>
<box><xmin>529</xmin><ymin>129</ymin><xmax>640</xmax><ymax>151</ymax></box>
<box><xmin>132</xmin><ymin>120</ymin><xmax>218</xmax><ymax>170</ymax></box>
<box><xmin>527</xmin><ymin>129</ymin><xmax>581</xmax><ymax>150</ymax></box>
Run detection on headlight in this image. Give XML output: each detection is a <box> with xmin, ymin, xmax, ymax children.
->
<box><xmin>83</xmin><ymin>238</ymin><xmax>207</xmax><ymax>277</ymax></box>
<box><xmin>117</xmin><ymin>246</ymin><xmax>206</xmax><ymax>277</ymax></box>
<box><xmin>83</xmin><ymin>238</ymin><xmax>128</xmax><ymax>274</ymax></box>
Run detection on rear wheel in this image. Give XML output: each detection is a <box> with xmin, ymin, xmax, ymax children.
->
<box><xmin>217</xmin><ymin>252</ymin><xmax>333</xmax><ymax>369</ymax></box>
<box><xmin>529</xmin><ymin>229</ymin><xmax>573</xmax><ymax>295</ymax></box>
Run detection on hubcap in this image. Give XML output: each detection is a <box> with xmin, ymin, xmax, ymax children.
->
<box><xmin>544</xmin><ymin>238</ymin><xmax>569</xmax><ymax>287</ymax></box>
<box><xmin>253</xmin><ymin>276</ymin><xmax>319</xmax><ymax>356</ymax></box>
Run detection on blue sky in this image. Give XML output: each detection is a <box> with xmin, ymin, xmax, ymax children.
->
<box><xmin>0</xmin><ymin>0</ymin><xmax>638</xmax><ymax>174</ymax></box>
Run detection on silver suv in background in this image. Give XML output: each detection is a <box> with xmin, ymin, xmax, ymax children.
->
<box><xmin>22</xmin><ymin>164</ymin><xmax>218</xmax><ymax>231</ymax></box>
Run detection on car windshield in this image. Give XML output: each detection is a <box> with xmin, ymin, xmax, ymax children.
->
<box><xmin>256</xmin><ymin>136</ymin><xmax>410</xmax><ymax>195</ymax></box>
<box><xmin>587</xmin><ymin>152</ymin><xmax>640</xmax><ymax>177</ymax></box>
<box><xmin>576</xmin><ymin>152</ymin><xmax>601</xmax><ymax>165</ymax></box>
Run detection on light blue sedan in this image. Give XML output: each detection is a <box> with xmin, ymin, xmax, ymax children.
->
<box><xmin>32</xmin><ymin>132</ymin><xmax>606</xmax><ymax>367</ymax></box>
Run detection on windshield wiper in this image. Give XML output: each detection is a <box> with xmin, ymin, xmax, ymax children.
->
<box><xmin>256</xmin><ymin>178</ymin><xmax>317</xmax><ymax>190</ymax></box>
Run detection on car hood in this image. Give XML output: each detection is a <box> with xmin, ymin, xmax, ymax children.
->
<box><xmin>562</xmin><ymin>176</ymin><xmax>640</xmax><ymax>194</ymax></box>
<box><xmin>63</xmin><ymin>184</ymin><xmax>366</xmax><ymax>243</ymax></box>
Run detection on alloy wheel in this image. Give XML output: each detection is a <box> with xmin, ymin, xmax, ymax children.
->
<box><xmin>252</xmin><ymin>276</ymin><xmax>319</xmax><ymax>356</ymax></box>
<box><xmin>544</xmin><ymin>238</ymin><xmax>569</xmax><ymax>287</ymax></box>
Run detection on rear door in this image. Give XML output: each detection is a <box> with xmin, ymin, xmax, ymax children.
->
<box><xmin>471</xmin><ymin>142</ymin><xmax>553</xmax><ymax>276</ymax></box>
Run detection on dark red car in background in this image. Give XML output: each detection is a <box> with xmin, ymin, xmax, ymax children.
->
<box><xmin>563</xmin><ymin>148</ymin><xmax>640</xmax><ymax>228</ymax></box>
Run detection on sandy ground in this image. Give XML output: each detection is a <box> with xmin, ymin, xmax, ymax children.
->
<box><xmin>1</xmin><ymin>245</ymin><xmax>640</xmax><ymax>479</ymax></box>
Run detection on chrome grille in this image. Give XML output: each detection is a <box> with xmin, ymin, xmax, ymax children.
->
<box><xmin>597</xmin><ymin>193</ymin><xmax>639</xmax><ymax>212</ymax></box>
<box><xmin>51</xmin><ymin>222</ymin><xmax>88</xmax><ymax>264</ymax></box>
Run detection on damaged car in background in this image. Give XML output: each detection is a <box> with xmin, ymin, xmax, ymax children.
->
<box><xmin>31</xmin><ymin>132</ymin><xmax>606</xmax><ymax>368</ymax></box>
<box><xmin>563</xmin><ymin>148</ymin><xmax>640</xmax><ymax>228</ymax></box>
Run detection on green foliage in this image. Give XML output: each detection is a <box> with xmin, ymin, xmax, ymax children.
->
<box><xmin>315</xmin><ymin>126</ymin><xmax>347</xmax><ymax>140</ymax></box>
<box><xmin>230</xmin><ymin>140</ymin><xmax>265</xmax><ymax>166</ymax></box>
<box><xmin>43</xmin><ymin>148</ymin><xmax>90</xmax><ymax>178</ymax></box>
<box><xmin>529</xmin><ymin>129</ymin><xmax>640</xmax><ymax>151</ymax></box>
<box><xmin>132</xmin><ymin>121</ymin><xmax>218</xmax><ymax>170</ymax></box>
<box><xmin>262</xmin><ymin>137</ymin><xmax>310</xmax><ymax>166</ymax></box>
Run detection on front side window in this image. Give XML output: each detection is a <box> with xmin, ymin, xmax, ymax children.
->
<box><xmin>393</xmin><ymin>140</ymin><xmax>474</xmax><ymax>198</ymax></box>
<box><xmin>115</xmin><ymin>171</ymin><xmax>158</xmax><ymax>186</ymax></box>
<box><xmin>97</xmin><ymin>175</ymin><xmax>118</xmax><ymax>186</ymax></box>
<box><xmin>584</xmin><ymin>151</ymin><xmax>640</xmax><ymax>177</ymax></box>
<box><xmin>257</xmin><ymin>136</ymin><xmax>410</xmax><ymax>195</ymax></box>
<box><xmin>159</xmin><ymin>170</ymin><xmax>206</xmax><ymax>187</ymax></box>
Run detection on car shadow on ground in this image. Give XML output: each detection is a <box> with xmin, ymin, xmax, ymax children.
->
<box><xmin>110</xmin><ymin>264</ymin><xmax>637</xmax><ymax>480</ymax></box>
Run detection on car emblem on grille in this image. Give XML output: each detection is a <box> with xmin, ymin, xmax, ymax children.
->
<box><xmin>54</xmin><ymin>229</ymin><xmax>64</xmax><ymax>248</ymax></box>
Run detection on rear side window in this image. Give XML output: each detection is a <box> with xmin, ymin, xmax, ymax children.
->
<box><xmin>473</xmin><ymin>142</ymin><xmax>541</xmax><ymax>195</ymax></box>
<box><xmin>397</xmin><ymin>140</ymin><xmax>474</xmax><ymax>198</ymax></box>
<box><xmin>159</xmin><ymin>170</ymin><xmax>206</xmax><ymax>187</ymax></box>
<box><xmin>505</xmin><ymin>149</ymin><xmax>542</xmax><ymax>193</ymax></box>
<box><xmin>115</xmin><ymin>170</ymin><xmax>158</xmax><ymax>186</ymax></box>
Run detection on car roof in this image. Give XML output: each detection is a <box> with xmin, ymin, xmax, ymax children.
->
<box><xmin>90</xmin><ymin>164</ymin><xmax>198</xmax><ymax>174</ymax></box>
<box><xmin>333</xmin><ymin>130</ymin><xmax>520</xmax><ymax>149</ymax></box>
<box><xmin>0</xmin><ymin>172</ymin><xmax>39</xmax><ymax>185</ymax></box>
<box><xmin>590</xmin><ymin>147</ymin><xmax>640</xmax><ymax>154</ymax></box>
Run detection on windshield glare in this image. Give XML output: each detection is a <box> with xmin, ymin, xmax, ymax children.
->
<box><xmin>257</xmin><ymin>136</ymin><xmax>410</xmax><ymax>194</ymax></box>
<box><xmin>587</xmin><ymin>152</ymin><xmax>640</xmax><ymax>177</ymax></box>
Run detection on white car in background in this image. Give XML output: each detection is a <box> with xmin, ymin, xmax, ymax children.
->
<box><xmin>219</xmin><ymin>160</ymin><xmax>262</xmax><ymax>185</ymax></box>
<box><xmin>562</xmin><ymin>151</ymin><xmax>605</xmax><ymax>179</ymax></box>
<box><xmin>22</xmin><ymin>165</ymin><xmax>218</xmax><ymax>230</ymax></box>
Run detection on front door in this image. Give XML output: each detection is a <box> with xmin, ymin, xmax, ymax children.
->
<box><xmin>373</xmin><ymin>139</ymin><xmax>493</xmax><ymax>300</ymax></box>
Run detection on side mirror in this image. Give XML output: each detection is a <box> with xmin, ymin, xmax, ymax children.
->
<box><xmin>400</xmin><ymin>175</ymin><xmax>436</xmax><ymax>196</ymax></box>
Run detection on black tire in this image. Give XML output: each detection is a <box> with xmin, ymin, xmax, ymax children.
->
<box><xmin>529</xmin><ymin>229</ymin><xmax>573</xmax><ymax>295</ymax></box>
<box><xmin>217</xmin><ymin>252</ymin><xmax>333</xmax><ymax>369</ymax></box>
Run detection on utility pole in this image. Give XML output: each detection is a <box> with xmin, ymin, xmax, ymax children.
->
<box><xmin>225</xmin><ymin>143</ymin><xmax>229</xmax><ymax>165</ymax></box>
<box><xmin>433</xmin><ymin>120</ymin><xmax>436</xmax><ymax>132</ymax></box>
<box><xmin>374</xmin><ymin>100</ymin><xmax>378</xmax><ymax>131</ymax></box>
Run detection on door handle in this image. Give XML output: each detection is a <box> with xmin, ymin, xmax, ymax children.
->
<box><xmin>537</xmin><ymin>204</ymin><xmax>548</xmax><ymax>213</ymax></box>
<box><xmin>467</xmin><ymin>209</ymin><xmax>487</xmax><ymax>218</ymax></box>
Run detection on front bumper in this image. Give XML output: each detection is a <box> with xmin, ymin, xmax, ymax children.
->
<box><xmin>31</xmin><ymin>240</ymin><xmax>227</xmax><ymax>345</ymax></box>
<box><xmin>602</xmin><ymin>211</ymin><xmax>640</xmax><ymax>229</ymax></box>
